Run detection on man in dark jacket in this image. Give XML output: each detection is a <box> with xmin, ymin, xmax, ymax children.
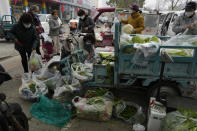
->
<box><xmin>10</xmin><ymin>13</ymin><xmax>39</xmax><ymax>73</ymax></box>
<box><xmin>28</xmin><ymin>5</ymin><xmax>43</xmax><ymax>55</ymax></box>
<box><xmin>77</xmin><ymin>9</ymin><xmax>95</xmax><ymax>34</ymax></box>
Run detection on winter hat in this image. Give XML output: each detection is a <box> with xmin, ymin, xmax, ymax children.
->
<box><xmin>185</xmin><ymin>1</ymin><xmax>197</xmax><ymax>11</ymax></box>
<box><xmin>129</xmin><ymin>4</ymin><xmax>139</xmax><ymax>11</ymax></box>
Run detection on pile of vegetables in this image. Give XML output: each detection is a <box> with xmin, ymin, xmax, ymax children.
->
<box><xmin>72</xmin><ymin>63</ymin><xmax>92</xmax><ymax>77</ymax></box>
<box><xmin>87</xmin><ymin>97</ymin><xmax>105</xmax><ymax>105</ymax></box>
<box><xmin>120</xmin><ymin>105</ymin><xmax>137</xmax><ymax>119</ymax></box>
<box><xmin>98</xmin><ymin>52</ymin><xmax>114</xmax><ymax>65</ymax></box>
<box><xmin>85</xmin><ymin>88</ymin><xmax>108</xmax><ymax>98</ymax></box>
<box><xmin>124</xmin><ymin>36</ymin><xmax>161</xmax><ymax>44</ymax></box>
<box><xmin>121</xmin><ymin>36</ymin><xmax>161</xmax><ymax>54</ymax></box>
<box><xmin>161</xmin><ymin>108</ymin><xmax>197</xmax><ymax>131</ymax></box>
<box><xmin>27</xmin><ymin>82</ymin><xmax>36</xmax><ymax>93</ymax></box>
<box><xmin>164</xmin><ymin>49</ymin><xmax>193</xmax><ymax>57</ymax></box>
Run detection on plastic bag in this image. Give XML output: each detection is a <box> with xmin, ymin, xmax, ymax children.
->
<box><xmin>120</xmin><ymin>33</ymin><xmax>133</xmax><ymax>46</ymax></box>
<box><xmin>29</xmin><ymin>52</ymin><xmax>43</xmax><ymax>72</ymax></box>
<box><xmin>111</xmin><ymin>17</ymin><xmax>119</xmax><ymax>34</ymax></box>
<box><xmin>54</xmin><ymin>78</ymin><xmax>80</xmax><ymax>97</ymax></box>
<box><xmin>132</xmin><ymin>42</ymin><xmax>159</xmax><ymax>67</ymax></box>
<box><xmin>72</xmin><ymin>96</ymin><xmax>113</xmax><ymax>121</ymax></box>
<box><xmin>115</xmin><ymin>101</ymin><xmax>145</xmax><ymax>124</ymax></box>
<box><xmin>19</xmin><ymin>73</ymin><xmax>48</xmax><ymax>100</ymax></box>
<box><xmin>41</xmin><ymin>33</ymin><xmax>52</xmax><ymax>43</ymax></box>
<box><xmin>164</xmin><ymin>35</ymin><xmax>197</xmax><ymax>46</ymax></box>
<box><xmin>133</xmin><ymin>124</ymin><xmax>145</xmax><ymax>131</ymax></box>
<box><xmin>71</xmin><ymin>63</ymin><xmax>93</xmax><ymax>82</ymax></box>
<box><xmin>36</xmin><ymin>56</ymin><xmax>60</xmax><ymax>79</ymax></box>
<box><xmin>161</xmin><ymin>111</ymin><xmax>197</xmax><ymax>131</ymax></box>
<box><xmin>30</xmin><ymin>94</ymin><xmax>71</xmax><ymax>127</ymax></box>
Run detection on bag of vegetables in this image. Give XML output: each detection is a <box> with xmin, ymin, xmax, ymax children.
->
<box><xmin>29</xmin><ymin>52</ymin><xmax>43</xmax><ymax>72</ymax></box>
<box><xmin>19</xmin><ymin>77</ymin><xmax>48</xmax><ymax>100</ymax></box>
<box><xmin>161</xmin><ymin>109</ymin><xmax>197</xmax><ymax>131</ymax></box>
<box><xmin>71</xmin><ymin>63</ymin><xmax>93</xmax><ymax>82</ymax></box>
<box><xmin>115</xmin><ymin>101</ymin><xmax>145</xmax><ymax>124</ymax></box>
<box><xmin>72</xmin><ymin>96</ymin><xmax>113</xmax><ymax>121</ymax></box>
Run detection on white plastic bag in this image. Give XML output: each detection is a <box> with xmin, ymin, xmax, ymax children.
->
<box><xmin>36</xmin><ymin>56</ymin><xmax>60</xmax><ymax>79</ymax></box>
<box><xmin>72</xmin><ymin>96</ymin><xmax>113</xmax><ymax>121</ymax></box>
<box><xmin>19</xmin><ymin>73</ymin><xmax>48</xmax><ymax>100</ymax></box>
<box><xmin>29</xmin><ymin>52</ymin><xmax>43</xmax><ymax>72</ymax></box>
<box><xmin>132</xmin><ymin>42</ymin><xmax>159</xmax><ymax>66</ymax></box>
<box><xmin>41</xmin><ymin>33</ymin><xmax>52</xmax><ymax>43</ymax></box>
<box><xmin>115</xmin><ymin>101</ymin><xmax>145</xmax><ymax>124</ymax></box>
<box><xmin>71</xmin><ymin>63</ymin><xmax>93</xmax><ymax>82</ymax></box>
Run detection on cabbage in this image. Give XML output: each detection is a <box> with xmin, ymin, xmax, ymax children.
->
<box><xmin>132</xmin><ymin>36</ymin><xmax>144</xmax><ymax>44</ymax></box>
<box><xmin>151</xmin><ymin>36</ymin><xmax>160</xmax><ymax>43</ymax></box>
<box><xmin>165</xmin><ymin>49</ymin><xmax>193</xmax><ymax>57</ymax></box>
<box><xmin>122</xmin><ymin>24</ymin><xmax>134</xmax><ymax>34</ymax></box>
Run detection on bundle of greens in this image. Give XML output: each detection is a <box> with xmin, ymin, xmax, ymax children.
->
<box><xmin>85</xmin><ymin>88</ymin><xmax>108</xmax><ymax>98</ymax></box>
<box><xmin>161</xmin><ymin>109</ymin><xmax>197</xmax><ymax>131</ymax></box>
<box><xmin>120</xmin><ymin>105</ymin><xmax>138</xmax><ymax>119</ymax></box>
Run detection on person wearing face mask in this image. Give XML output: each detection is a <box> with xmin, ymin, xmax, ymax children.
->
<box><xmin>28</xmin><ymin>5</ymin><xmax>43</xmax><ymax>55</ymax></box>
<box><xmin>172</xmin><ymin>2</ymin><xmax>197</xmax><ymax>35</ymax></box>
<box><xmin>10</xmin><ymin>13</ymin><xmax>39</xmax><ymax>73</ymax></box>
<box><xmin>49</xmin><ymin>10</ymin><xmax>62</xmax><ymax>55</ymax></box>
<box><xmin>121</xmin><ymin>4</ymin><xmax>145</xmax><ymax>34</ymax></box>
<box><xmin>77</xmin><ymin>9</ymin><xmax>95</xmax><ymax>34</ymax></box>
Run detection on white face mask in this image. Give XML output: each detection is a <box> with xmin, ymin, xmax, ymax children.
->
<box><xmin>80</xmin><ymin>15</ymin><xmax>85</xmax><ymax>20</ymax></box>
<box><xmin>131</xmin><ymin>10</ymin><xmax>135</xmax><ymax>13</ymax></box>
<box><xmin>185</xmin><ymin>12</ymin><xmax>194</xmax><ymax>17</ymax></box>
<box><xmin>23</xmin><ymin>24</ymin><xmax>31</xmax><ymax>28</ymax></box>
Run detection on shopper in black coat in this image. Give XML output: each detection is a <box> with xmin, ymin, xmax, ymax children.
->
<box><xmin>10</xmin><ymin>13</ymin><xmax>39</xmax><ymax>73</ymax></box>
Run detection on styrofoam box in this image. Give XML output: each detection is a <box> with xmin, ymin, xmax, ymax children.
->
<box><xmin>147</xmin><ymin>97</ymin><xmax>166</xmax><ymax>131</ymax></box>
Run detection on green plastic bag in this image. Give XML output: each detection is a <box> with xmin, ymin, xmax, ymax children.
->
<box><xmin>30</xmin><ymin>95</ymin><xmax>71</xmax><ymax>127</ymax></box>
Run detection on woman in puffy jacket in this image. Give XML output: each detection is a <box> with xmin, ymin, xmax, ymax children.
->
<box><xmin>121</xmin><ymin>4</ymin><xmax>145</xmax><ymax>34</ymax></box>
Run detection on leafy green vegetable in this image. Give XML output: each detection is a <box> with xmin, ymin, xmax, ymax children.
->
<box><xmin>85</xmin><ymin>88</ymin><xmax>108</xmax><ymax>98</ymax></box>
<box><xmin>87</xmin><ymin>97</ymin><xmax>105</xmax><ymax>105</ymax></box>
<box><xmin>120</xmin><ymin>105</ymin><xmax>137</xmax><ymax>119</ymax></box>
<box><xmin>179</xmin><ymin>108</ymin><xmax>197</xmax><ymax>119</ymax></box>
<box><xmin>151</xmin><ymin>36</ymin><xmax>160</xmax><ymax>43</ymax></box>
<box><xmin>132</xmin><ymin>36</ymin><xmax>144</xmax><ymax>44</ymax></box>
<box><xmin>192</xmin><ymin>41</ymin><xmax>197</xmax><ymax>46</ymax></box>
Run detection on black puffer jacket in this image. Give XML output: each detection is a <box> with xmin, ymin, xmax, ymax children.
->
<box><xmin>10</xmin><ymin>20</ymin><xmax>39</xmax><ymax>51</ymax></box>
<box><xmin>78</xmin><ymin>15</ymin><xmax>95</xmax><ymax>33</ymax></box>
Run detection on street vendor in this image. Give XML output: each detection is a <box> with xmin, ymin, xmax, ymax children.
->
<box><xmin>79</xmin><ymin>34</ymin><xmax>95</xmax><ymax>61</ymax></box>
<box><xmin>121</xmin><ymin>4</ymin><xmax>145</xmax><ymax>34</ymax></box>
<box><xmin>172</xmin><ymin>2</ymin><xmax>197</xmax><ymax>35</ymax></box>
<box><xmin>77</xmin><ymin>9</ymin><xmax>95</xmax><ymax>34</ymax></box>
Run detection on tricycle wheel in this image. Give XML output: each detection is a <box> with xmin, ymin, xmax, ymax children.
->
<box><xmin>149</xmin><ymin>82</ymin><xmax>181</xmax><ymax>105</ymax></box>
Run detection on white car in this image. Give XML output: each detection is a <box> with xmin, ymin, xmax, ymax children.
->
<box><xmin>38</xmin><ymin>14</ymin><xmax>62</xmax><ymax>35</ymax></box>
